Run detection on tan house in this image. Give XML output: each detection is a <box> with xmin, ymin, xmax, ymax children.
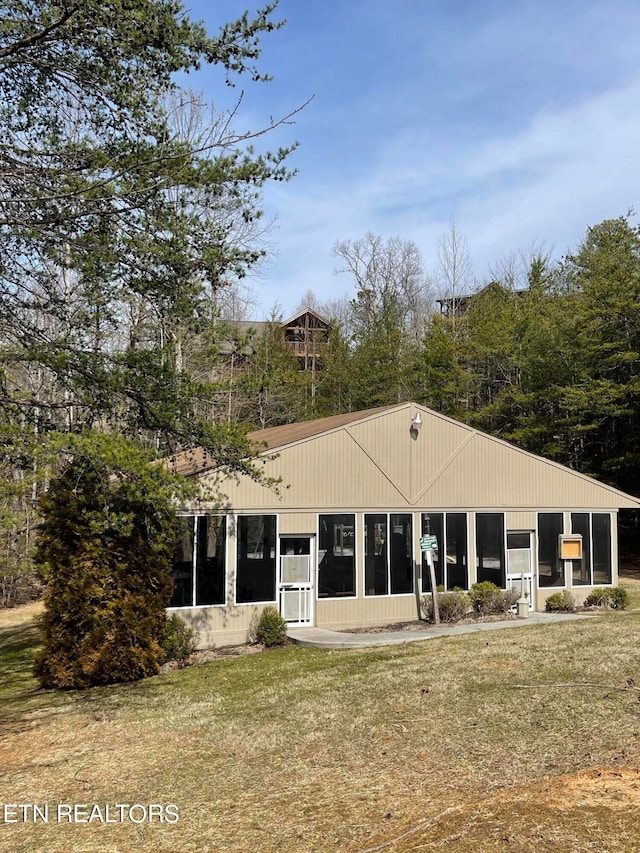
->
<box><xmin>168</xmin><ymin>402</ymin><xmax>640</xmax><ymax>647</ymax></box>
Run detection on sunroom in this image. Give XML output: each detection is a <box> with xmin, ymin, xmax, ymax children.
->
<box><xmin>167</xmin><ymin>403</ymin><xmax>639</xmax><ymax>647</ymax></box>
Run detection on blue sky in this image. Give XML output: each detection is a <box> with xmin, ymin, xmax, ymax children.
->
<box><xmin>182</xmin><ymin>0</ymin><xmax>640</xmax><ymax>317</ymax></box>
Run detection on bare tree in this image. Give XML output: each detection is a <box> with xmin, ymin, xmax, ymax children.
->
<box><xmin>435</xmin><ymin>217</ymin><xmax>474</xmax><ymax>335</ymax></box>
<box><xmin>488</xmin><ymin>241</ymin><xmax>551</xmax><ymax>292</ymax></box>
<box><xmin>333</xmin><ymin>233</ymin><xmax>432</xmax><ymax>340</ymax></box>
<box><xmin>295</xmin><ymin>288</ymin><xmax>352</xmax><ymax>329</ymax></box>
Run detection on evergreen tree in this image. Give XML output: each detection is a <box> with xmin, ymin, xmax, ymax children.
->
<box><xmin>0</xmin><ymin>1</ymin><xmax>301</xmax><ymax>682</ymax></box>
<box><xmin>33</xmin><ymin>436</ymin><xmax>183</xmax><ymax>688</ymax></box>
<box><xmin>0</xmin><ymin>0</ymin><xmax>296</xmax><ymax>451</ymax></box>
<box><xmin>559</xmin><ymin>216</ymin><xmax>640</xmax><ymax>489</ymax></box>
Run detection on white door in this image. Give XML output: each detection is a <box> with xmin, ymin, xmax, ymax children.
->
<box><xmin>507</xmin><ymin>531</ymin><xmax>534</xmax><ymax>610</ymax></box>
<box><xmin>278</xmin><ymin>537</ymin><xmax>314</xmax><ymax>625</ymax></box>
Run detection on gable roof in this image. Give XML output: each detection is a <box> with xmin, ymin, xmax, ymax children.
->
<box><xmin>247</xmin><ymin>405</ymin><xmax>395</xmax><ymax>451</ymax></box>
<box><xmin>281</xmin><ymin>306</ymin><xmax>331</xmax><ymax>328</ymax></box>
<box><xmin>167</xmin><ymin>402</ymin><xmax>640</xmax><ymax>509</ymax></box>
<box><xmin>165</xmin><ymin>406</ymin><xmax>396</xmax><ymax>477</ymax></box>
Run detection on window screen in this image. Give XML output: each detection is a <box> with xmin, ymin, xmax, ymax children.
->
<box><xmin>476</xmin><ymin>513</ymin><xmax>505</xmax><ymax>588</ymax></box>
<box><xmin>365</xmin><ymin>514</ymin><xmax>388</xmax><ymax>596</ymax></box>
<box><xmin>390</xmin><ymin>514</ymin><xmax>413</xmax><ymax>594</ymax></box>
<box><xmin>170</xmin><ymin>516</ymin><xmax>195</xmax><ymax>607</ymax></box>
<box><xmin>422</xmin><ymin>513</ymin><xmax>468</xmax><ymax>591</ymax></box>
<box><xmin>171</xmin><ymin>516</ymin><xmax>226</xmax><ymax>607</ymax></box>
<box><xmin>236</xmin><ymin>515</ymin><xmax>276</xmax><ymax>603</ymax></box>
<box><xmin>571</xmin><ymin>513</ymin><xmax>591</xmax><ymax>586</ymax></box>
<box><xmin>318</xmin><ymin>514</ymin><xmax>355</xmax><ymax>598</ymax></box>
<box><xmin>421</xmin><ymin>513</ymin><xmax>444</xmax><ymax>592</ymax></box>
<box><xmin>196</xmin><ymin>516</ymin><xmax>226</xmax><ymax>605</ymax></box>
<box><xmin>592</xmin><ymin>513</ymin><xmax>612</xmax><ymax>584</ymax></box>
<box><xmin>538</xmin><ymin>513</ymin><xmax>564</xmax><ymax>587</ymax></box>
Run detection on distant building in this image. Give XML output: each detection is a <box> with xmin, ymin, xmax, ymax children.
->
<box><xmin>281</xmin><ymin>307</ymin><xmax>330</xmax><ymax>371</ymax></box>
<box><xmin>219</xmin><ymin>306</ymin><xmax>330</xmax><ymax>373</ymax></box>
<box><xmin>436</xmin><ymin>282</ymin><xmax>529</xmax><ymax>318</ymax></box>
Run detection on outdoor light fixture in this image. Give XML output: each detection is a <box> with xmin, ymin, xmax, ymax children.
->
<box><xmin>410</xmin><ymin>412</ymin><xmax>422</xmax><ymax>437</ymax></box>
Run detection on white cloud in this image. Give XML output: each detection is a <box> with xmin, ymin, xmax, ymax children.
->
<box><xmin>253</xmin><ymin>72</ymin><xmax>640</xmax><ymax>314</ymax></box>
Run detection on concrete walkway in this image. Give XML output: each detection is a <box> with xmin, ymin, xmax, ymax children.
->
<box><xmin>287</xmin><ymin>611</ymin><xmax>592</xmax><ymax>648</ymax></box>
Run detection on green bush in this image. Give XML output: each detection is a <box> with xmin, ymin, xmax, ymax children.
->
<box><xmin>255</xmin><ymin>606</ymin><xmax>287</xmax><ymax>647</ymax></box>
<box><xmin>545</xmin><ymin>590</ymin><xmax>576</xmax><ymax>612</ymax></box>
<box><xmin>469</xmin><ymin>581</ymin><xmax>515</xmax><ymax>615</ymax></box>
<box><xmin>161</xmin><ymin>615</ymin><xmax>199</xmax><ymax>662</ymax></box>
<box><xmin>584</xmin><ymin>587</ymin><xmax>629</xmax><ymax>610</ymax></box>
<box><xmin>422</xmin><ymin>590</ymin><xmax>471</xmax><ymax>623</ymax></box>
<box><xmin>610</xmin><ymin>587</ymin><xmax>630</xmax><ymax>609</ymax></box>
<box><xmin>33</xmin><ymin>449</ymin><xmax>177</xmax><ymax>689</ymax></box>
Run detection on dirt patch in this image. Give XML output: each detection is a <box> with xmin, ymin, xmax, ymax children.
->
<box><xmin>158</xmin><ymin>641</ymin><xmax>267</xmax><ymax>672</ymax></box>
<box><xmin>366</xmin><ymin>767</ymin><xmax>640</xmax><ymax>853</ymax></box>
<box><xmin>341</xmin><ymin>615</ymin><xmax>519</xmax><ymax>633</ymax></box>
<box><xmin>543</xmin><ymin>767</ymin><xmax>640</xmax><ymax>811</ymax></box>
<box><xmin>191</xmin><ymin>643</ymin><xmax>266</xmax><ymax>663</ymax></box>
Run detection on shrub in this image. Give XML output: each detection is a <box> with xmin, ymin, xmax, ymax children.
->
<box><xmin>469</xmin><ymin>581</ymin><xmax>515</xmax><ymax>615</ymax></box>
<box><xmin>421</xmin><ymin>590</ymin><xmax>471</xmax><ymax>623</ymax></box>
<box><xmin>161</xmin><ymin>615</ymin><xmax>199</xmax><ymax>662</ymax></box>
<box><xmin>33</xmin><ymin>447</ymin><xmax>177</xmax><ymax>689</ymax></box>
<box><xmin>469</xmin><ymin>581</ymin><xmax>501</xmax><ymax>614</ymax></box>
<box><xmin>610</xmin><ymin>587</ymin><xmax>630</xmax><ymax>609</ymax></box>
<box><xmin>584</xmin><ymin>587</ymin><xmax>629</xmax><ymax>610</ymax></box>
<box><xmin>502</xmin><ymin>587</ymin><xmax>520</xmax><ymax>611</ymax></box>
<box><xmin>255</xmin><ymin>606</ymin><xmax>287</xmax><ymax>647</ymax></box>
<box><xmin>545</xmin><ymin>590</ymin><xmax>576</xmax><ymax>612</ymax></box>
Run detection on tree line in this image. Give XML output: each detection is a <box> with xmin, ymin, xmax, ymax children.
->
<box><xmin>210</xmin><ymin>217</ymin><xmax>640</xmax><ymax>503</ymax></box>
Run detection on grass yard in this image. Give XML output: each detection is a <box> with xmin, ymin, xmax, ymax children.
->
<box><xmin>1</xmin><ymin>581</ymin><xmax>640</xmax><ymax>853</ymax></box>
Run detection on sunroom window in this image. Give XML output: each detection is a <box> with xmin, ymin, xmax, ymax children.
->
<box><xmin>364</xmin><ymin>513</ymin><xmax>413</xmax><ymax>596</ymax></box>
<box><xmin>318</xmin><ymin>514</ymin><xmax>356</xmax><ymax>598</ymax></box>
<box><xmin>170</xmin><ymin>515</ymin><xmax>226</xmax><ymax>607</ymax></box>
<box><xmin>476</xmin><ymin>513</ymin><xmax>505</xmax><ymax>588</ymax></box>
<box><xmin>538</xmin><ymin>513</ymin><xmax>564</xmax><ymax>587</ymax></box>
<box><xmin>421</xmin><ymin>513</ymin><xmax>468</xmax><ymax>592</ymax></box>
<box><xmin>236</xmin><ymin>515</ymin><xmax>276</xmax><ymax>603</ymax></box>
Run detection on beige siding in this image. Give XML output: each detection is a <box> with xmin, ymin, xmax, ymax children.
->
<box><xmin>278</xmin><ymin>513</ymin><xmax>316</xmax><ymax>534</ymax></box>
<box><xmin>200</xmin><ymin>429</ymin><xmax>408</xmax><ymax>510</ymax></box>
<box><xmin>611</xmin><ymin>515</ymin><xmax>619</xmax><ymax>586</ymax></box>
<box><xmin>507</xmin><ymin>511</ymin><xmax>537</xmax><ymax>529</ymax></box>
<box><xmin>421</xmin><ymin>432</ymin><xmax>634</xmax><ymax>509</ymax></box>
<box><xmin>347</xmin><ymin>408</ymin><xmax>413</xmax><ymax>501</ymax></box>
<box><xmin>197</xmin><ymin>404</ymin><xmax>638</xmax><ymax>514</ymax></box>
<box><xmin>175</xmin><ymin>604</ymin><xmax>264</xmax><ymax>649</ymax></box>
<box><xmin>316</xmin><ymin>595</ymin><xmax>418</xmax><ymax>630</ymax></box>
<box><xmin>468</xmin><ymin>513</ymin><xmax>478</xmax><ymax>586</ymax></box>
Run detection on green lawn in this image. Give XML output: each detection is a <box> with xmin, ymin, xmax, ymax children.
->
<box><xmin>1</xmin><ymin>585</ymin><xmax>640</xmax><ymax>852</ymax></box>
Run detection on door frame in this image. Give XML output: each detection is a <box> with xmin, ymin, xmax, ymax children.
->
<box><xmin>506</xmin><ymin>530</ymin><xmax>535</xmax><ymax>611</ymax></box>
<box><xmin>278</xmin><ymin>535</ymin><xmax>315</xmax><ymax>626</ymax></box>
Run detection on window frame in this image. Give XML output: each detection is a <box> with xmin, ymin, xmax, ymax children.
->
<box><xmin>234</xmin><ymin>514</ymin><xmax>278</xmax><ymax>605</ymax></box>
<box><xmin>317</xmin><ymin>513</ymin><xmax>357</xmax><ymax>600</ymax></box>
<box><xmin>592</xmin><ymin>512</ymin><xmax>613</xmax><ymax>585</ymax></box>
<box><xmin>571</xmin><ymin>512</ymin><xmax>613</xmax><ymax>587</ymax></box>
<box><xmin>475</xmin><ymin>512</ymin><xmax>506</xmax><ymax>589</ymax></box>
<box><xmin>536</xmin><ymin>512</ymin><xmax>566</xmax><ymax>589</ymax></box>
<box><xmin>421</xmin><ymin>512</ymin><xmax>469</xmax><ymax>592</ymax></box>
<box><xmin>364</xmin><ymin>512</ymin><xmax>414</xmax><ymax>597</ymax></box>
<box><xmin>168</xmin><ymin>514</ymin><xmax>227</xmax><ymax>610</ymax></box>
<box><xmin>570</xmin><ymin>512</ymin><xmax>592</xmax><ymax>586</ymax></box>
